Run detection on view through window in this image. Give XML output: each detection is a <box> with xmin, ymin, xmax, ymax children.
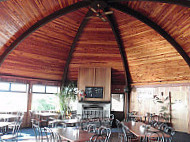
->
<box><xmin>31</xmin><ymin>85</ymin><xmax>60</xmax><ymax>111</ymax></box>
<box><xmin>111</xmin><ymin>94</ymin><xmax>124</xmax><ymax>111</ymax></box>
<box><xmin>0</xmin><ymin>82</ymin><xmax>28</xmax><ymax>112</ymax></box>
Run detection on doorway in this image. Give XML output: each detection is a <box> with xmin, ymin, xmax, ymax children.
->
<box><xmin>111</xmin><ymin>93</ymin><xmax>125</xmax><ymax>127</ymax></box>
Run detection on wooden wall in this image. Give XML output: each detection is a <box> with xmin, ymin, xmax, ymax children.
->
<box><xmin>130</xmin><ymin>84</ymin><xmax>190</xmax><ymax>133</ymax></box>
<box><xmin>78</xmin><ymin>67</ymin><xmax>111</xmax><ymax>102</ymax></box>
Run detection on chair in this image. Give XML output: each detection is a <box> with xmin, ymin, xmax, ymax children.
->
<box><xmin>97</xmin><ymin>126</ymin><xmax>111</xmax><ymax>142</ymax></box>
<box><xmin>90</xmin><ymin>134</ymin><xmax>107</xmax><ymax>142</ymax></box>
<box><xmin>121</xmin><ymin>124</ymin><xmax>138</xmax><ymax>142</ymax></box>
<box><xmin>115</xmin><ymin>119</ymin><xmax>124</xmax><ymax>141</ymax></box>
<box><xmin>32</xmin><ymin>123</ymin><xmax>43</xmax><ymax>141</ymax></box>
<box><xmin>1</xmin><ymin>120</ymin><xmax>21</xmax><ymax>142</ymax></box>
<box><xmin>109</xmin><ymin>114</ymin><xmax>114</xmax><ymax>127</ymax></box>
<box><xmin>164</xmin><ymin>127</ymin><xmax>175</xmax><ymax>142</ymax></box>
<box><xmin>159</xmin><ymin>123</ymin><xmax>168</xmax><ymax>132</ymax></box>
<box><xmin>144</xmin><ymin>131</ymin><xmax>164</xmax><ymax>142</ymax></box>
<box><xmin>43</xmin><ymin>127</ymin><xmax>54</xmax><ymax>142</ymax></box>
<box><xmin>87</xmin><ymin>124</ymin><xmax>96</xmax><ymax>133</ymax></box>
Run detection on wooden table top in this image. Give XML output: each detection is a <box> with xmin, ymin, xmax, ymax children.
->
<box><xmin>52</xmin><ymin>127</ymin><xmax>94</xmax><ymax>142</ymax></box>
<box><xmin>123</xmin><ymin>121</ymin><xmax>170</xmax><ymax>138</ymax></box>
<box><xmin>0</xmin><ymin>122</ymin><xmax>13</xmax><ymax>128</ymax></box>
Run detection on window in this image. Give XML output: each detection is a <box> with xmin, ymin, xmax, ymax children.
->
<box><xmin>0</xmin><ymin>82</ymin><xmax>9</xmax><ymax>91</ymax></box>
<box><xmin>0</xmin><ymin>82</ymin><xmax>27</xmax><ymax>92</ymax></box>
<box><xmin>111</xmin><ymin>94</ymin><xmax>124</xmax><ymax>111</ymax></box>
<box><xmin>11</xmin><ymin>83</ymin><xmax>27</xmax><ymax>92</ymax></box>
<box><xmin>0</xmin><ymin>82</ymin><xmax>28</xmax><ymax>112</ymax></box>
<box><xmin>31</xmin><ymin>84</ymin><xmax>60</xmax><ymax>111</ymax></box>
<box><xmin>32</xmin><ymin>85</ymin><xmax>60</xmax><ymax>94</ymax></box>
<box><xmin>32</xmin><ymin>93</ymin><xmax>60</xmax><ymax>111</ymax></box>
<box><xmin>32</xmin><ymin>85</ymin><xmax>45</xmax><ymax>93</ymax></box>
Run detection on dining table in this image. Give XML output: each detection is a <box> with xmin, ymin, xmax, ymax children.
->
<box><xmin>123</xmin><ymin>121</ymin><xmax>171</xmax><ymax>141</ymax></box>
<box><xmin>0</xmin><ymin>122</ymin><xmax>13</xmax><ymax>133</ymax></box>
<box><xmin>0</xmin><ymin>114</ymin><xmax>19</xmax><ymax>121</ymax></box>
<box><xmin>52</xmin><ymin>127</ymin><xmax>94</xmax><ymax>142</ymax></box>
<box><xmin>61</xmin><ymin>118</ymin><xmax>81</xmax><ymax>126</ymax></box>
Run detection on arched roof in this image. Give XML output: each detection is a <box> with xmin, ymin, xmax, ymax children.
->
<box><xmin>0</xmin><ymin>0</ymin><xmax>189</xmax><ymax>86</ymax></box>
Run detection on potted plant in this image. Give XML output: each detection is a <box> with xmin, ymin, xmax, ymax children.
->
<box><xmin>56</xmin><ymin>81</ymin><xmax>77</xmax><ymax>118</ymax></box>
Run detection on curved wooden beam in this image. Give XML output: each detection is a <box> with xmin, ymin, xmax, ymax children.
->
<box><xmin>105</xmin><ymin>8</ymin><xmax>132</xmax><ymax>121</ymax></box>
<box><xmin>109</xmin><ymin>3</ymin><xmax>190</xmax><ymax>67</ymax></box>
<box><xmin>108</xmin><ymin>0</ymin><xmax>190</xmax><ymax>7</ymax></box>
<box><xmin>0</xmin><ymin>1</ymin><xmax>91</xmax><ymax>66</ymax></box>
<box><xmin>104</xmin><ymin>8</ymin><xmax>132</xmax><ymax>90</ymax></box>
<box><xmin>61</xmin><ymin>10</ymin><xmax>93</xmax><ymax>88</ymax></box>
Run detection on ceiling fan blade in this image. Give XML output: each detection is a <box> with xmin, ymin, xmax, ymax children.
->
<box><xmin>90</xmin><ymin>7</ymin><xmax>98</xmax><ymax>13</ymax></box>
<box><xmin>104</xmin><ymin>11</ymin><xmax>113</xmax><ymax>15</ymax></box>
<box><xmin>100</xmin><ymin>17</ymin><xmax>107</xmax><ymax>22</ymax></box>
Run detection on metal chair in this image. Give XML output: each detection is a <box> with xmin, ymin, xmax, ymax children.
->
<box><xmin>32</xmin><ymin>123</ymin><xmax>43</xmax><ymax>141</ymax></box>
<box><xmin>115</xmin><ymin>119</ymin><xmax>124</xmax><ymax>141</ymax></box>
<box><xmin>1</xmin><ymin>120</ymin><xmax>22</xmax><ymax>142</ymax></box>
<box><xmin>164</xmin><ymin>127</ymin><xmax>175</xmax><ymax>142</ymax></box>
<box><xmin>144</xmin><ymin>131</ymin><xmax>164</xmax><ymax>142</ymax></box>
<box><xmin>90</xmin><ymin>134</ymin><xmax>107</xmax><ymax>142</ymax></box>
<box><xmin>121</xmin><ymin>124</ymin><xmax>138</xmax><ymax>142</ymax></box>
<box><xmin>97</xmin><ymin>126</ymin><xmax>111</xmax><ymax>142</ymax></box>
<box><xmin>87</xmin><ymin>124</ymin><xmax>96</xmax><ymax>133</ymax></box>
<box><xmin>43</xmin><ymin>127</ymin><xmax>54</xmax><ymax>142</ymax></box>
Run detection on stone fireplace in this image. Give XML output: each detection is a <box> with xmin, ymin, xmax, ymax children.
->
<box><xmin>77</xmin><ymin>102</ymin><xmax>110</xmax><ymax>119</ymax></box>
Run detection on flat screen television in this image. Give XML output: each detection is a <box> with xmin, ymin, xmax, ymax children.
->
<box><xmin>85</xmin><ymin>87</ymin><xmax>104</xmax><ymax>98</ymax></box>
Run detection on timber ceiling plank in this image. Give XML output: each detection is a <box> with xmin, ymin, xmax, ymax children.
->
<box><xmin>0</xmin><ymin>9</ymin><xmax>88</xmax><ymax>81</ymax></box>
<box><xmin>61</xmin><ymin>10</ymin><xmax>93</xmax><ymax>87</ymax></box>
<box><xmin>0</xmin><ymin>1</ymin><xmax>91</xmax><ymax>66</ymax></box>
<box><xmin>109</xmin><ymin>3</ymin><xmax>190</xmax><ymax>67</ymax></box>
<box><xmin>108</xmin><ymin>0</ymin><xmax>190</xmax><ymax>7</ymax></box>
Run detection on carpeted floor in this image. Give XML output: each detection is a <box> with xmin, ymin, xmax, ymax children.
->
<box><xmin>7</xmin><ymin>127</ymin><xmax>190</xmax><ymax>142</ymax></box>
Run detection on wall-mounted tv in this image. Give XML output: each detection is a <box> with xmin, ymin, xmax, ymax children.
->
<box><xmin>85</xmin><ymin>87</ymin><xmax>104</xmax><ymax>98</ymax></box>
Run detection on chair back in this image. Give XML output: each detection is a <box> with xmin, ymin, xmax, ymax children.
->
<box><xmin>32</xmin><ymin>123</ymin><xmax>42</xmax><ymax>141</ymax></box>
<box><xmin>98</xmin><ymin>126</ymin><xmax>111</xmax><ymax>142</ymax></box>
<box><xmin>122</xmin><ymin>125</ymin><xmax>134</xmax><ymax>142</ymax></box>
<box><xmin>144</xmin><ymin>131</ymin><xmax>164</xmax><ymax>142</ymax></box>
<box><xmin>90</xmin><ymin>134</ymin><xmax>106</xmax><ymax>142</ymax></box>
<box><xmin>87</xmin><ymin>124</ymin><xmax>96</xmax><ymax>133</ymax></box>
<box><xmin>52</xmin><ymin>131</ymin><xmax>62</xmax><ymax>142</ymax></box>
<box><xmin>44</xmin><ymin>127</ymin><xmax>54</xmax><ymax>142</ymax></box>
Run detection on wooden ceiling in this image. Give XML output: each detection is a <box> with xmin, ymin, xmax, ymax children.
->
<box><xmin>0</xmin><ymin>0</ymin><xmax>189</xmax><ymax>86</ymax></box>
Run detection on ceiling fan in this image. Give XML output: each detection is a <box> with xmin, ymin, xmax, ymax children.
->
<box><xmin>87</xmin><ymin>4</ymin><xmax>113</xmax><ymax>22</ymax></box>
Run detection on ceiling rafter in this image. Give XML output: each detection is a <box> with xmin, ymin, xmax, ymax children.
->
<box><xmin>104</xmin><ymin>8</ymin><xmax>132</xmax><ymax>90</ymax></box>
<box><xmin>108</xmin><ymin>0</ymin><xmax>190</xmax><ymax>7</ymax></box>
<box><xmin>109</xmin><ymin>2</ymin><xmax>190</xmax><ymax>67</ymax></box>
<box><xmin>61</xmin><ymin>10</ymin><xmax>93</xmax><ymax>88</ymax></box>
<box><xmin>0</xmin><ymin>1</ymin><xmax>91</xmax><ymax>67</ymax></box>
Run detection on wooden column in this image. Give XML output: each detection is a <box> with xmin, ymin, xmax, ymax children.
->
<box><xmin>25</xmin><ymin>83</ymin><xmax>33</xmax><ymax>127</ymax></box>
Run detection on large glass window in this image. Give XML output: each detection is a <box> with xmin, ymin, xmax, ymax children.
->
<box><xmin>111</xmin><ymin>94</ymin><xmax>124</xmax><ymax>111</ymax></box>
<box><xmin>0</xmin><ymin>82</ymin><xmax>28</xmax><ymax>112</ymax></box>
<box><xmin>32</xmin><ymin>93</ymin><xmax>60</xmax><ymax>111</ymax></box>
<box><xmin>31</xmin><ymin>85</ymin><xmax>60</xmax><ymax>111</ymax></box>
